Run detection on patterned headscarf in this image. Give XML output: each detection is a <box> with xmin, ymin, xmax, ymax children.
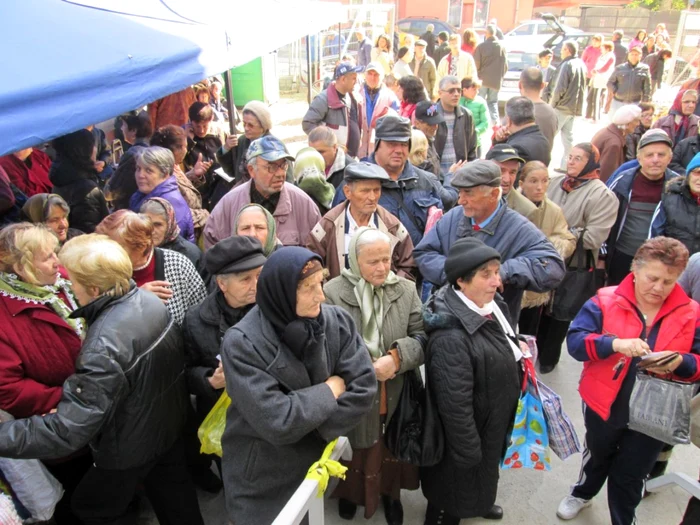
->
<box><xmin>140</xmin><ymin>197</ymin><xmax>181</xmax><ymax>244</ymax></box>
<box><xmin>341</xmin><ymin>227</ymin><xmax>399</xmax><ymax>360</ymax></box>
<box><xmin>561</xmin><ymin>144</ymin><xmax>601</xmax><ymax>194</ymax></box>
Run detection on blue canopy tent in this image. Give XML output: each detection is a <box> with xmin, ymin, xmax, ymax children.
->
<box><xmin>0</xmin><ymin>0</ymin><xmax>344</xmax><ymax>156</ymax></box>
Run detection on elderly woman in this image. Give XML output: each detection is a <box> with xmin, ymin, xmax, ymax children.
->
<box><xmin>557</xmin><ymin>236</ymin><xmax>700</xmax><ymax>525</ymax></box>
<box><xmin>129</xmin><ymin>146</ymin><xmax>195</xmax><ymax>242</ymax></box>
<box><xmin>539</xmin><ymin>143</ymin><xmax>619</xmax><ymax>373</ymax></box>
<box><xmin>140</xmin><ymin>197</ymin><xmax>202</xmax><ymax>269</ymax></box>
<box><xmin>653</xmin><ymin>89</ymin><xmax>699</xmax><ymax>147</ymax></box>
<box><xmin>49</xmin><ymin>129</ymin><xmax>109</xmax><ymax>233</ymax></box>
<box><xmin>324</xmin><ymin>228</ymin><xmax>425</xmax><ymax>523</ymax></box>
<box><xmin>592</xmin><ymin>105</ymin><xmax>641</xmax><ymax>182</ymax></box>
<box><xmin>234</xmin><ymin>203</ymin><xmax>281</xmax><ymax>256</ymax></box>
<box><xmin>421</xmin><ymin>238</ymin><xmax>522</xmax><ymax>524</ymax></box>
<box><xmin>20</xmin><ymin>193</ymin><xmax>82</xmax><ymax>244</ymax></box>
<box><xmin>0</xmin><ymin>234</ymin><xmax>204</xmax><ymax>524</ymax></box>
<box><xmin>96</xmin><ymin>210</ymin><xmax>206</xmax><ymax>325</ymax></box>
<box><xmin>294</xmin><ymin>147</ymin><xmax>336</xmax><ymax>214</ymax></box>
<box><xmin>150</xmin><ymin>125</ymin><xmax>210</xmax><ymax>234</ymax></box>
<box><xmin>517</xmin><ymin>162</ymin><xmax>577</xmax><ymax>335</ymax></box>
<box><xmin>220</xmin><ymin>247</ymin><xmax>377</xmax><ymax>525</ymax></box>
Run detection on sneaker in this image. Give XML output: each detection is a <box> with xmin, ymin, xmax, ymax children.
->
<box><xmin>556</xmin><ymin>495</ymin><xmax>591</xmax><ymax>520</ymax></box>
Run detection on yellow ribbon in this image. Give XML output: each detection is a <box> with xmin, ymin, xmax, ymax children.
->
<box><xmin>304</xmin><ymin>438</ymin><xmax>348</xmax><ymax>498</ymax></box>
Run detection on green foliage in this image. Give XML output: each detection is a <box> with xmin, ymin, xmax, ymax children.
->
<box><xmin>627</xmin><ymin>0</ymin><xmax>687</xmax><ymax>11</ymax></box>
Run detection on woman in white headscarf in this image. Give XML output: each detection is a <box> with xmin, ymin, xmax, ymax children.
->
<box><xmin>591</xmin><ymin>104</ymin><xmax>641</xmax><ymax>182</ymax></box>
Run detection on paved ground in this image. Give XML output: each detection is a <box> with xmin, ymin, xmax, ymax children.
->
<box><xmin>134</xmin><ymin>94</ymin><xmax>700</xmax><ymax>524</ymax></box>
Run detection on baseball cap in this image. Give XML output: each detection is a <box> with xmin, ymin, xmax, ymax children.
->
<box><xmin>485</xmin><ymin>144</ymin><xmax>525</xmax><ymax>164</ymax></box>
<box><xmin>414</xmin><ymin>101</ymin><xmax>445</xmax><ymax>126</ymax></box>
<box><xmin>335</xmin><ymin>61</ymin><xmax>365</xmax><ymax>80</ymax></box>
<box><xmin>246</xmin><ymin>135</ymin><xmax>294</xmax><ymax>163</ymax></box>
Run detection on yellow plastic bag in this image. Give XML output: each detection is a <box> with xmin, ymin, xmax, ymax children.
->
<box><xmin>197</xmin><ymin>391</ymin><xmax>231</xmax><ymax>456</ymax></box>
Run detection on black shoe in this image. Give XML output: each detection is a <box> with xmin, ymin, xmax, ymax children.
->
<box><xmin>338</xmin><ymin>498</ymin><xmax>357</xmax><ymax>520</ymax></box>
<box><xmin>482</xmin><ymin>505</ymin><xmax>503</xmax><ymax>520</ymax></box>
<box><xmin>382</xmin><ymin>495</ymin><xmax>404</xmax><ymax>525</ymax></box>
<box><xmin>539</xmin><ymin>363</ymin><xmax>556</xmax><ymax>374</ymax></box>
<box><xmin>191</xmin><ymin>469</ymin><xmax>222</xmax><ymax>493</ymax></box>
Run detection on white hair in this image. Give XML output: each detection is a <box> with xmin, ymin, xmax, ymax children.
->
<box><xmin>355</xmin><ymin>229</ymin><xmax>391</xmax><ymax>253</ymax></box>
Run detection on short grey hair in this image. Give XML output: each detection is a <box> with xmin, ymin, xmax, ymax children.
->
<box><xmin>563</xmin><ymin>40</ymin><xmax>578</xmax><ymax>57</ymax></box>
<box><xmin>439</xmin><ymin>75</ymin><xmax>460</xmax><ymax>90</ymax></box>
<box><xmin>355</xmin><ymin>229</ymin><xmax>391</xmax><ymax>253</ymax></box>
<box><xmin>137</xmin><ymin>146</ymin><xmax>175</xmax><ymax>179</ymax></box>
<box><xmin>505</xmin><ymin>96</ymin><xmax>536</xmax><ymax>126</ymax></box>
<box><xmin>139</xmin><ymin>198</ymin><xmax>169</xmax><ymax>219</ymax></box>
<box><xmin>308</xmin><ymin>126</ymin><xmax>338</xmax><ymax>147</ymax></box>
<box><xmin>486</xmin><ymin>24</ymin><xmax>496</xmax><ymax>37</ymax></box>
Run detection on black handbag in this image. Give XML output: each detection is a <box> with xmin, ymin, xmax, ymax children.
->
<box><xmin>385</xmin><ymin>366</ymin><xmax>444</xmax><ymax>467</ymax></box>
<box><xmin>550</xmin><ymin>232</ymin><xmax>605</xmax><ymax>322</ymax></box>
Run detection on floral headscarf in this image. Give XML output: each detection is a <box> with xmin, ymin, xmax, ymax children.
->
<box><xmin>140</xmin><ymin>197</ymin><xmax>181</xmax><ymax>245</ymax></box>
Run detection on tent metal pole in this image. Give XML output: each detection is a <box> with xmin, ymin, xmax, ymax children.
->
<box><xmin>224</xmin><ymin>69</ymin><xmax>236</xmax><ymax>135</ymax></box>
<box><xmin>306</xmin><ymin>35</ymin><xmax>313</xmax><ymax>105</ymax></box>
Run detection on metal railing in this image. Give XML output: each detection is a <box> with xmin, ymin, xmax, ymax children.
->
<box><xmin>271</xmin><ymin>436</ymin><xmax>352</xmax><ymax>525</ymax></box>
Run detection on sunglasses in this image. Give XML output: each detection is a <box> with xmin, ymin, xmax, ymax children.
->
<box><xmin>442</xmin><ymin>87</ymin><xmax>461</xmax><ymax>95</ymax></box>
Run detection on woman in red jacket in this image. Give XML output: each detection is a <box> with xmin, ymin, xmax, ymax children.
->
<box><xmin>556</xmin><ymin>237</ymin><xmax>700</xmax><ymax>525</ymax></box>
<box><xmin>0</xmin><ymin>223</ymin><xmax>88</xmax><ymax>524</ymax></box>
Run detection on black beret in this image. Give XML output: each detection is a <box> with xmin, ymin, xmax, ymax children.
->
<box><xmin>205</xmin><ymin>235</ymin><xmax>267</xmax><ymax>276</ymax></box>
<box><xmin>445</xmin><ymin>237</ymin><xmax>501</xmax><ymax>286</ymax></box>
<box><xmin>344</xmin><ymin>161</ymin><xmax>390</xmax><ymax>182</ymax></box>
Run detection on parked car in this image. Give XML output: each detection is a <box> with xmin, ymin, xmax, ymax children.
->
<box><xmin>503</xmin><ymin>13</ymin><xmax>582</xmax><ymax>52</ymax></box>
<box><xmin>397</xmin><ymin>17</ymin><xmax>457</xmax><ymax>47</ymax></box>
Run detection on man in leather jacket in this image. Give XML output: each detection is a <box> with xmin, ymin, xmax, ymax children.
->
<box><xmin>606</xmin><ymin>46</ymin><xmax>651</xmax><ymax>115</ymax></box>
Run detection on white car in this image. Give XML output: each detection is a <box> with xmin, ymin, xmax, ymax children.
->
<box><xmin>498</xmin><ymin>51</ymin><xmax>540</xmax><ymax>105</ymax></box>
<box><xmin>503</xmin><ymin>14</ymin><xmax>581</xmax><ymax>53</ymax></box>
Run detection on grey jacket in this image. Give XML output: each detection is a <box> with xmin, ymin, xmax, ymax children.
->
<box><xmin>473</xmin><ymin>37</ymin><xmax>508</xmax><ymax>90</ymax></box>
<box><xmin>323</xmin><ymin>276</ymin><xmax>426</xmax><ymax>449</ymax></box>
<box><xmin>607</xmin><ymin>62</ymin><xmax>652</xmax><ymax>103</ymax></box>
<box><xmin>409</xmin><ymin>56</ymin><xmax>437</xmax><ymax>97</ymax></box>
<box><xmin>545</xmin><ymin>57</ymin><xmax>587</xmax><ymax>116</ymax></box>
<box><xmin>414</xmin><ymin>202</ymin><xmax>565</xmax><ymax>321</ymax></box>
<box><xmin>220</xmin><ymin>304</ymin><xmax>376</xmax><ymax>525</ymax></box>
<box><xmin>302</xmin><ymin>83</ymin><xmax>363</xmax><ymax>157</ymax></box>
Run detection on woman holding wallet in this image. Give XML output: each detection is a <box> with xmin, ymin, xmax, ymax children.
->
<box><xmin>557</xmin><ymin>236</ymin><xmax>700</xmax><ymax>525</ymax></box>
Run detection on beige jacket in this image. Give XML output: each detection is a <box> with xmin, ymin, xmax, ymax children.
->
<box><xmin>547</xmin><ymin>175</ymin><xmax>619</xmax><ymax>261</ymax></box>
<box><xmin>436</xmin><ymin>51</ymin><xmax>477</xmax><ymax>87</ymax></box>
<box><xmin>507</xmin><ymin>189</ymin><xmax>538</xmax><ymax>222</ymax></box>
<box><xmin>521</xmin><ymin>195</ymin><xmax>577</xmax><ymax>309</ymax></box>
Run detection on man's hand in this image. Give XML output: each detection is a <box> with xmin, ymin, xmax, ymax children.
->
<box><xmin>94</xmin><ymin>160</ymin><xmax>106</xmax><ymax>173</ymax></box>
<box><xmin>188</xmin><ymin>153</ymin><xmax>212</xmax><ymax>182</ymax></box>
<box><xmin>373</xmin><ymin>355</ymin><xmax>398</xmax><ymax>382</ymax></box>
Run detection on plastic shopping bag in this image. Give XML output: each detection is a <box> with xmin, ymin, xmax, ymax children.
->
<box><xmin>0</xmin><ymin>458</ymin><xmax>63</xmax><ymax>523</ymax></box>
<box><xmin>198</xmin><ymin>390</ymin><xmax>231</xmax><ymax>456</ymax></box>
<box><xmin>537</xmin><ymin>379</ymin><xmax>581</xmax><ymax>460</ymax></box>
<box><xmin>502</xmin><ymin>359</ymin><xmax>551</xmax><ymax>471</ymax></box>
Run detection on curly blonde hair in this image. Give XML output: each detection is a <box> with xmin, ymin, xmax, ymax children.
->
<box><xmin>0</xmin><ymin>223</ymin><xmax>58</xmax><ymax>284</ymax></box>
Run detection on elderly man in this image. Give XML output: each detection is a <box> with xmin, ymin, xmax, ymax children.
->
<box><xmin>494</xmin><ymin>96</ymin><xmax>551</xmax><ymax>166</ymax></box>
<box><xmin>308</xmin><ymin>126</ymin><xmax>356</xmax><ymax>188</ymax></box>
<box><xmin>332</xmin><ymin>115</ymin><xmax>446</xmax><ymax>246</ymax></box>
<box><xmin>303</xmin><ymin>61</ymin><xmax>365</xmax><ymax>157</ymax></box>
<box><xmin>605</xmin><ymin>129</ymin><xmax>677</xmax><ymax>284</ymax></box>
<box><xmin>484</xmin><ymin>144</ymin><xmax>536</xmax><ymax>220</ymax></box>
<box><xmin>433</xmin><ymin>31</ymin><xmax>450</xmax><ymax>66</ymax></box>
<box><xmin>357</xmin><ymin>62</ymin><xmax>399</xmax><ymax>158</ymax></box>
<box><xmin>420</xmin><ymin>23</ymin><xmax>437</xmax><ymax>59</ymax></box>
<box><xmin>519</xmin><ymin>67</ymin><xmax>558</xmax><ymax>151</ymax></box>
<box><xmin>410</xmin><ymin>39</ymin><xmax>437</xmax><ymax>99</ymax></box>
<box><xmin>414</xmin><ymin>160</ymin><xmax>565</xmax><ymax>322</ymax></box>
<box><xmin>355</xmin><ymin>30</ymin><xmax>373</xmax><ymax>67</ymax></box>
<box><xmin>474</xmin><ymin>24</ymin><xmax>508</xmax><ymax>123</ymax></box>
<box><xmin>612</xmin><ymin>30</ymin><xmax>628</xmax><ymax>69</ymax></box>
<box><xmin>606</xmin><ymin>46</ymin><xmax>652</xmax><ymax>115</ymax></box>
<box><xmin>545</xmin><ymin>40</ymin><xmax>586</xmax><ymax>172</ymax></box>
<box><xmin>306</xmin><ymin>162</ymin><xmax>416</xmax><ymax>280</ymax></box>
<box><xmin>435</xmin><ymin>76</ymin><xmax>477</xmax><ymax>174</ymax></box>
<box><xmin>436</xmin><ymin>34</ymin><xmax>477</xmax><ymax>89</ymax></box>
<box><xmin>414</xmin><ymin>100</ymin><xmax>445</xmax><ymax>177</ymax></box>
<box><xmin>204</xmin><ymin>135</ymin><xmax>321</xmax><ymax>249</ymax></box>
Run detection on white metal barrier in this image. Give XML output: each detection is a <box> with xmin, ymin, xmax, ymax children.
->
<box><xmin>646</xmin><ymin>471</ymin><xmax>700</xmax><ymax>500</ymax></box>
<box><xmin>271</xmin><ymin>436</ymin><xmax>353</xmax><ymax>525</ymax></box>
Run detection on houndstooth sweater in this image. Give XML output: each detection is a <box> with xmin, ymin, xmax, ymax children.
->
<box><xmin>155</xmin><ymin>248</ymin><xmax>207</xmax><ymax>325</ymax></box>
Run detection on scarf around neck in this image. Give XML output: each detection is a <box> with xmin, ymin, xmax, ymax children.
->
<box><xmin>341</xmin><ymin>227</ymin><xmax>399</xmax><ymax>360</ymax></box>
<box><xmin>0</xmin><ymin>272</ymin><xmax>84</xmax><ymax>338</ymax></box>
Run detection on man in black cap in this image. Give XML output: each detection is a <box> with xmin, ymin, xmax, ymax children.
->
<box><xmin>414</xmin><ymin>160</ymin><xmax>565</xmax><ymax>322</ymax></box>
<box><xmin>485</xmin><ymin>144</ymin><xmax>537</xmax><ymax>220</ymax></box>
<box><xmin>332</xmin><ymin>115</ymin><xmax>447</xmax><ymax>246</ymax></box>
<box><xmin>182</xmin><ymin>235</ymin><xmax>267</xmax><ymax>493</ymax></box>
<box><xmin>414</xmin><ymin>100</ymin><xmax>445</xmax><ymax>177</ymax></box>
<box><xmin>606</xmin><ymin>129</ymin><xmax>676</xmax><ymax>285</ymax></box>
<box><xmin>302</xmin><ymin>61</ymin><xmax>365</xmax><ymax>157</ymax></box>
<box><xmin>307</xmin><ymin>161</ymin><xmax>416</xmax><ymax>280</ymax></box>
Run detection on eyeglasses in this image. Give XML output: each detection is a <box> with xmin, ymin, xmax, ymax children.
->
<box><xmin>567</xmin><ymin>155</ymin><xmax>586</xmax><ymax>163</ymax></box>
<box><xmin>260</xmin><ymin>160</ymin><xmax>289</xmax><ymax>174</ymax></box>
<box><xmin>442</xmin><ymin>87</ymin><xmax>461</xmax><ymax>95</ymax></box>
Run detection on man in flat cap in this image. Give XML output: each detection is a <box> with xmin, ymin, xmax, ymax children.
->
<box><xmin>485</xmin><ymin>144</ymin><xmax>537</xmax><ymax>220</ymax></box>
<box><xmin>415</xmin><ymin>160</ymin><xmax>565</xmax><ymax>322</ymax></box>
<box><xmin>410</xmin><ymin>39</ymin><xmax>437</xmax><ymax>99</ymax></box>
<box><xmin>606</xmin><ymin>129</ymin><xmax>676</xmax><ymax>284</ymax></box>
<box><xmin>182</xmin><ymin>235</ymin><xmax>267</xmax><ymax>489</ymax></box>
<box><xmin>204</xmin><ymin>136</ymin><xmax>321</xmax><ymax>249</ymax></box>
<box><xmin>332</xmin><ymin>115</ymin><xmax>447</xmax><ymax>246</ymax></box>
<box><xmin>307</xmin><ymin>161</ymin><xmax>416</xmax><ymax>280</ymax></box>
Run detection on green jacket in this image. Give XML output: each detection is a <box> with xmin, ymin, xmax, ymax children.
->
<box><xmin>459</xmin><ymin>96</ymin><xmax>490</xmax><ymax>146</ymax></box>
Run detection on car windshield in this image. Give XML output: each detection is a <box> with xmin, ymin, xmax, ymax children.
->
<box><xmin>507</xmin><ymin>52</ymin><xmax>539</xmax><ymax>72</ymax></box>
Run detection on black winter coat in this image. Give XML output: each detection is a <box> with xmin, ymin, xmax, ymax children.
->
<box><xmin>0</xmin><ymin>286</ymin><xmax>188</xmax><ymax>470</ymax></box>
<box><xmin>625</xmin><ymin>123</ymin><xmax>649</xmax><ymax>162</ymax></box>
<box><xmin>435</xmin><ymin>105</ymin><xmax>477</xmax><ymax>165</ymax></box>
<box><xmin>607</xmin><ymin>62</ymin><xmax>652</xmax><ymax>104</ymax></box>
<box><xmin>506</xmin><ymin>124</ymin><xmax>551</xmax><ymax>166</ymax></box>
<box><xmin>670</xmin><ymin>135</ymin><xmax>700</xmax><ymax>175</ymax></box>
<box><xmin>182</xmin><ymin>290</ymin><xmax>252</xmax><ymax>418</ymax></box>
<box><xmin>545</xmin><ymin>57</ymin><xmax>587</xmax><ymax>116</ymax></box>
<box><xmin>420</xmin><ymin>286</ymin><xmax>520</xmax><ymax>518</ymax></box>
<box><xmin>473</xmin><ymin>37</ymin><xmax>508</xmax><ymax>90</ymax></box>
<box><xmin>658</xmin><ymin>177</ymin><xmax>700</xmax><ymax>255</ymax></box>
<box><xmin>49</xmin><ymin>157</ymin><xmax>109</xmax><ymax>233</ymax></box>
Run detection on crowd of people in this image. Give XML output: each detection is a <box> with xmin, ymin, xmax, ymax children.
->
<box><xmin>0</xmin><ymin>19</ymin><xmax>699</xmax><ymax>525</ymax></box>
